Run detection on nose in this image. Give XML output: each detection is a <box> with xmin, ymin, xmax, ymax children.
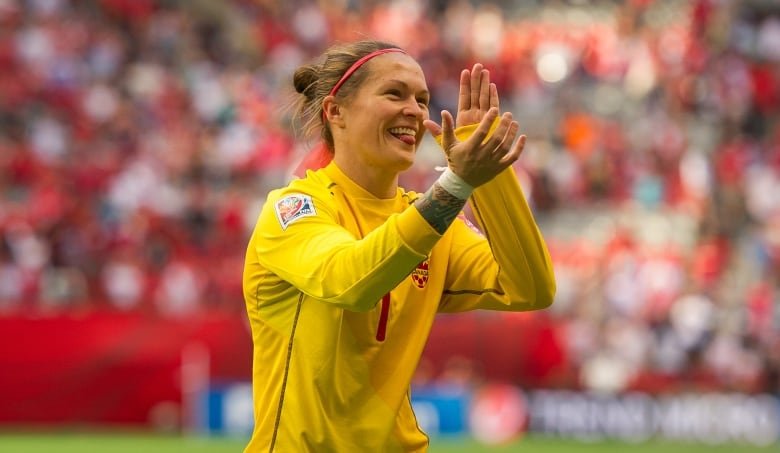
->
<box><xmin>402</xmin><ymin>98</ymin><xmax>426</xmax><ymax>120</ymax></box>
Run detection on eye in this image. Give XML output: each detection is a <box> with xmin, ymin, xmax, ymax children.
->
<box><xmin>417</xmin><ymin>97</ymin><xmax>429</xmax><ymax>108</ymax></box>
<box><xmin>385</xmin><ymin>89</ymin><xmax>402</xmax><ymax>99</ymax></box>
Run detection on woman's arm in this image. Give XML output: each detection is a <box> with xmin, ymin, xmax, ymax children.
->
<box><xmin>439</xmin><ymin>163</ymin><xmax>556</xmax><ymax>312</ymax></box>
<box><xmin>431</xmin><ymin>64</ymin><xmax>556</xmax><ymax>311</ymax></box>
<box><xmin>250</xmin><ymin>183</ymin><xmax>440</xmax><ymax>312</ymax></box>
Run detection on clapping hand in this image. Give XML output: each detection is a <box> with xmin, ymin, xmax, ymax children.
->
<box><xmin>423</xmin><ymin>64</ymin><xmax>525</xmax><ymax>188</ymax></box>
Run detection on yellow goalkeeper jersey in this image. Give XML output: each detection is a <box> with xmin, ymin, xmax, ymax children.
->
<box><xmin>243</xmin><ymin>128</ymin><xmax>556</xmax><ymax>452</ymax></box>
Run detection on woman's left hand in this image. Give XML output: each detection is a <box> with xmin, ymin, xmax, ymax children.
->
<box><xmin>455</xmin><ymin>63</ymin><xmax>499</xmax><ymax>128</ymax></box>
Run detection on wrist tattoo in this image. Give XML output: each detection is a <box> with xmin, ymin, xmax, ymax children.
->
<box><xmin>414</xmin><ymin>182</ymin><xmax>467</xmax><ymax>234</ymax></box>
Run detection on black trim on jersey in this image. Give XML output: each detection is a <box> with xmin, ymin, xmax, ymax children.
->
<box><xmin>407</xmin><ymin>389</ymin><xmax>430</xmax><ymax>449</ymax></box>
<box><xmin>442</xmin><ymin>194</ymin><xmax>506</xmax><ymax>297</ymax></box>
<box><xmin>442</xmin><ymin>288</ymin><xmax>505</xmax><ymax>296</ymax></box>
<box><xmin>269</xmin><ymin>293</ymin><xmax>305</xmax><ymax>452</ymax></box>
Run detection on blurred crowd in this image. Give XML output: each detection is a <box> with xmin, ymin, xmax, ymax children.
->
<box><xmin>0</xmin><ymin>0</ymin><xmax>779</xmax><ymax>394</ymax></box>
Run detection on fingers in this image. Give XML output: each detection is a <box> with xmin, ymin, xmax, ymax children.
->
<box><xmin>481</xmin><ymin>111</ymin><xmax>514</xmax><ymax>149</ymax></box>
<box><xmin>479</xmin><ymin>69</ymin><xmax>491</xmax><ymax>111</ymax></box>
<box><xmin>423</xmin><ymin>119</ymin><xmax>442</xmax><ymax>137</ymax></box>
<box><xmin>469</xmin><ymin>63</ymin><xmax>484</xmax><ymax>111</ymax></box>
<box><xmin>440</xmin><ymin>110</ymin><xmax>457</xmax><ymax>150</ymax></box>
<box><xmin>499</xmin><ymin>134</ymin><xmax>526</xmax><ymax>166</ymax></box>
<box><xmin>457</xmin><ymin>69</ymin><xmax>470</xmax><ymax>112</ymax></box>
<box><xmin>490</xmin><ymin>83</ymin><xmax>499</xmax><ymax>110</ymax></box>
<box><xmin>492</xmin><ymin>118</ymin><xmax>518</xmax><ymax>156</ymax></box>
<box><xmin>483</xmin><ymin>112</ymin><xmax>522</xmax><ymax>165</ymax></box>
<box><xmin>459</xmin><ymin>63</ymin><xmax>495</xmax><ymax>115</ymax></box>
<box><xmin>465</xmin><ymin>107</ymin><xmax>499</xmax><ymax>147</ymax></box>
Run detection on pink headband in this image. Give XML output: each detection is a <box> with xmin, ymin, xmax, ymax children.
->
<box><xmin>328</xmin><ymin>47</ymin><xmax>407</xmax><ymax>97</ymax></box>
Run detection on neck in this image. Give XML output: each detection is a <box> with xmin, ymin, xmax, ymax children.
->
<box><xmin>333</xmin><ymin>154</ymin><xmax>399</xmax><ymax>199</ymax></box>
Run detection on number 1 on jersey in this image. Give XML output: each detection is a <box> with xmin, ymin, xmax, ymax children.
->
<box><xmin>375</xmin><ymin>293</ymin><xmax>391</xmax><ymax>342</ymax></box>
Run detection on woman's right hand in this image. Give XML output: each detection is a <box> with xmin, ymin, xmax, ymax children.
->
<box><xmin>424</xmin><ymin>107</ymin><xmax>526</xmax><ymax>188</ymax></box>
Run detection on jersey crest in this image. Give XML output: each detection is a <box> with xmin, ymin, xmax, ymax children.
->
<box><xmin>411</xmin><ymin>258</ymin><xmax>429</xmax><ymax>289</ymax></box>
<box><xmin>275</xmin><ymin>194</ymin><xmax>316</xmax><ymax>230</ymax></box>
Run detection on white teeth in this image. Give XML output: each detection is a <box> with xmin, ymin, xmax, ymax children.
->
<box><xmin>389</xmin><ymin>127</ymin><xmax>416</xmax><ymax>136</ymax></box>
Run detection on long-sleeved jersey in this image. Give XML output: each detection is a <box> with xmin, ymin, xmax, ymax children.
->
<box><xmin>242</xmin><ymin>126</ymin><xmax>556</xmax><ymax>452</ymax></box>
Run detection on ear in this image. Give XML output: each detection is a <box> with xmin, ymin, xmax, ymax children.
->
<box><xmin>322</xmin><ymin>95</ymin><xmax>345</xmax><ymax>128</ymax></box>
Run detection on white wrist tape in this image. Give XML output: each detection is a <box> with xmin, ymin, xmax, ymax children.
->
<box><xmin>437</xmin><ymin>168</ymin><xmax>473</xmax><ymax>200</ymax></box>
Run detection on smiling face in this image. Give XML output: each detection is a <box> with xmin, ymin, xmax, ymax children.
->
<box><xmin>329</xmin><ymin>53</ymin><xmax>430</xmax><ymax>173</ymax></box>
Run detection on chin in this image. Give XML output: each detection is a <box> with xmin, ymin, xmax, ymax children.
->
<box><xmin>383</xmin><ymin>144</ymin><xmax>415</xmax><ymax>168</ymax></box>
<box><xmin>397</xmin><ymin>148</ymin><xmax>417</xmax><ymax>169</ymax></box>
<box><xmin>397</xmin><ymin>158</ymin><xmax>415</xmax><ymax>172</ymax></box>
<box><xmin>384</xmin><ymin>154</ymin><xmax>414</xmax><ymax>173</ymax></box>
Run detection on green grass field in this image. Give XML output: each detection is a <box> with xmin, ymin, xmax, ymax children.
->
<box><xmin>0</xmin><ymin>432</ymin><xmax>778</xmax><ymax>453</ymax></box>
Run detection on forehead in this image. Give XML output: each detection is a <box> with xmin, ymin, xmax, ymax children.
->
<box><xmin>360</xmin><ymin>53</ymin><xmax>427</xmax><ymax>89</ymax></box>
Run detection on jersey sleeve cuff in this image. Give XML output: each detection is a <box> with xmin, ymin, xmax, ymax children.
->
<box><xmin>395</xmin><ymin>205</ymin><xmax>441</xmax><ymax>255</ymax></box>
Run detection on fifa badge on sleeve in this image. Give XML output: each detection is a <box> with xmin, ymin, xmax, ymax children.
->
<box><xmin>275</xmin><ymin>194</ymin><xmax>316</xmax><ymax>230</ymax></box>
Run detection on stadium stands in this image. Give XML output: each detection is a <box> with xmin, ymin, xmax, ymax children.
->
<box><xmin>0</xmin><ymin>0</ymin><xmax>778</xmax><ymax>398</ymax></box>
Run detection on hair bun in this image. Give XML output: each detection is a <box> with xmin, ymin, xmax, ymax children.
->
<box><xmin>293</xmin><ymin>65</ymin><xmax>319</xmax><ymax>99</ymax></box>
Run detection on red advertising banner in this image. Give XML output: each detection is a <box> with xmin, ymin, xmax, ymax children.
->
<box><xmin>0</xmin><ymin>311</ymin><xmax>253</xmax><ymax>426</ymax></box>
<box><xmin>0</xmin><ymin>310</ymin><xmax>562</xmax><ymax>427</ymax></box>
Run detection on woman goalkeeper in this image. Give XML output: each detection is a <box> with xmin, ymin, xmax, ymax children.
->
<box><xmin>242</xmin><ymin>40</ymin><xmax>556</xmax><ymax>452</ymax></box>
